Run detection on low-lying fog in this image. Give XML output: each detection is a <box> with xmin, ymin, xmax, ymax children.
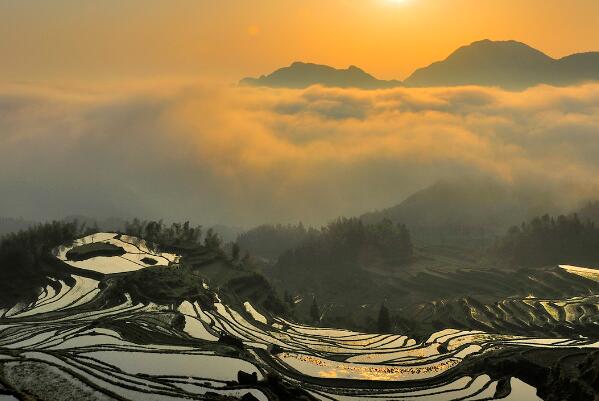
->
<box><xmin>2</xmin><ymin>81</ymin><xmax>599</xmax><ymax>225</ymax></box>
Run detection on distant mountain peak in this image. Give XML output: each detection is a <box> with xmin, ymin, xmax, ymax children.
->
<box><xmin>464</xmin><ymin>39</ymin><xmax>541</xmax><ymax>52</ymax></box>
<box><xmin>448</xmin><ymin>39</ymin><xmax>552</xmax><ymax>60</ymax></box>
<box><xmin>242</xmin><ymin>40</ymin><xmax>599</xmax><ymax>90</ymax></box>
<box><xmin>289</xmin><ymin>61</ymin><xmax>322</xmax><ymax>68</ymax></box>
<box><xmin>240</xmin><ymin>62</ymin><xmax>401</xmax><ymax>89</ymax></box>
<box><xmin>468</xmin><ymin>38</ymin><xmax>534</xmax><ymax>47</ymax></box>
<box><xmin>405</xmin><ymin>39</ymin><xmax>599</xmax><ymax>89</ymax></box>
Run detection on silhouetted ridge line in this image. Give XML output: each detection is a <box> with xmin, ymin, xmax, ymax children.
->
<box><xmin>242</xmin><ymin>40</ymin><xmax>599</xmax><ymax>90</ymax></box>
<box><xmin>240</xmin><ymin>61</ymin><xmax>402</xmax><ymax>89</ymax></box>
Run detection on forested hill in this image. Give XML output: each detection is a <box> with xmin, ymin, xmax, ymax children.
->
<box><xmin>276</xmin><ymin>217</ymin><xmax>413</xmax><ymax>270</ymax></box>
<box><xmin>236</xmin><ymin>223</ymin><xmax>318</xmax><ymax>261</ymax></box>
<box><xmin>236</xmin><ymin>218</ymin><xmax>413</xmax><ymax>269</ymax></box>
<box><xmin>493</xmin><ymin>213</ymin><xmax>599</xmax><ymax>267</ymax></box>
<box><xmin>360</xmin><ymin>178</ymin><xmax>544</xmax><ymax>248</ymax></box>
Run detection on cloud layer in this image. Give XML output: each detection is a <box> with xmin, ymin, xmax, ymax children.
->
<box><xmin>2</xmin><ymin>81</ymin><xmax>599</xmax><ymax>226</ymax></box>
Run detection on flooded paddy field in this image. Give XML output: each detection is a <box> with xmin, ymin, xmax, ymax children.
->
<box><xmin>1</xmin><ymin>234</ymin><xmax>598</xmax><ymax>401</ymax></box>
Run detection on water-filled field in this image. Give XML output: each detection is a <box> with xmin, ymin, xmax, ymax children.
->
<box><xmin>1</xmin><ymin>234</ymin><xmax>597</xmax><ymax>401</ymax></box>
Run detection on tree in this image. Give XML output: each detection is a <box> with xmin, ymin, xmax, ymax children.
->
<box><xmin>241</xmin><ymin>251</ymin><xmax>251</xmax><ymax>265</ymax></box>
<box><xmin>231</xmin><ymin>243</ymin><xmax>240</xmax><ymax>261</ymax></box>
<box><xmin>123</xmin><ymin>219</ymin><xmax>203</xmax><ymax>249</ymax></box>
<box><xmin>397</xmin><ymin>223</ymin><xmax>413</xmax><ymax>259</ymax></box>
<box><xmin>0</xmin><ymin>220</ymin><xmax>83</xmax><ymax>307</ymax></box>
<box><xmin>494</xmin><ymin>213</ymin><xmax>599</xmax><ymax>267</ymax></box>
<box><xmin>236</xmin><ymin>223</ymin><xmax>314</xmax><ymax>260</ymax></box>
<box><xmin>310</xmin><ymin>297</ymin><xmax>321</xmax><ymax>322</ymax></box>
<box><xmin>204</xmin><ymin>228</ymin><xmax>222</xmax><ymax>250</ymax></box>
<box><xmin>377</xmin><ymin>304</ymin><xmax>391</xmax><ymax>333</ymax></box>
<box><xmin>276</xmin><ymin>217</ymin><xmax>414</xmax><ymax>273</ymax></box>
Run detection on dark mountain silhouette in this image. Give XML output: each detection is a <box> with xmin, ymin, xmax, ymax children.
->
<box><xmin>360</xmin><ymin>177</ymin><xmax>559</xmax><ymax>247</ymax></box>
<box><xmin>240</xmin><ymin>62</ymin><xmax>401</xmax><ymax>89</ymax></box>
<box><xmin>242</xmin><ymin>40</ymin><xmax>599</xmax><ymax>90</ymax></box>
<box><xmin>404</xmin><ymin>39</ymin><xmax>599</xmax><ymax>89</ymax></box>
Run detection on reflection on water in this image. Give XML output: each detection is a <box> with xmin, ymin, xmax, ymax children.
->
<box><xmin>504</xmin><ymin>378</ymin><xmax>543</xmax><ymax>401</ymax></box>
<box><xmin>83</xmin><ymin>351</ymin><xmax>262</xmax><ymax>381</ymax></box>
<box><xmin>279</xmin><ymin>352</ymin><xmax>459</xmax><ymax>381</ymax></box>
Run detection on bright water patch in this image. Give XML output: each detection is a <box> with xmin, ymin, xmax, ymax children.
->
<box><xmin>82</xmin><ymin>350</ymin><xmax>262</xmax><ymax>381</ymax></box>
<box><xmin>560</xmin><ymin>264</ymin><xmax>599</xmax><ymax>282</ymax></box>
<box><xmin>56</xmin><ymin>233</ymin><xmax>179</xmax><ymax>274</ymax></box>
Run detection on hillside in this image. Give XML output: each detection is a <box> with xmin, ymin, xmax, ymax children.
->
<box><xmin>3</xmin><ymin>231</ymin><xmax>599</xmax><ymax>401</ymax></box>
<box><xmin>240</xmin><ymin>62</ymin><xmax>401</xmax><ymax>89</ymax></box>
<box><xmin>2</xmin><ymin>226</ymin><xmax>599</xmax><ymax>400</ymax></box>
<box><xmin>405</xmin><ymin>39</ymin><xmax>599</xmax><ymax>89</ymax></box>
<box><xmin>360</xmin><ymin>178</ymin><xmax>554</xmax><ymax>247</ymax></box>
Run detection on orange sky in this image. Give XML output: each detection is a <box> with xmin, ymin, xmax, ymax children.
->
<box><xmin>1</xmin><ymin>0</ymin><xmax>599</xmax><ymax>82</ymax></box>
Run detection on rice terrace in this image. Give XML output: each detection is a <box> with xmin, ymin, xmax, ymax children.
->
<box><xmin>2</xmin><ymin>1</ymin><xmax>599</xmax><ymax>400</ymax></box>
<box><xmin>1</xmin><ymin>220</ymin><xmax>598</xmax><ymax>401</ymax></box>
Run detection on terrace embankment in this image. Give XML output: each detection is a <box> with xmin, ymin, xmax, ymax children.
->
<box><xmin>2</xmin><ymin>232</ymin><xmax>598</xmax><ymax>401</ymax></box>
<box><xmin>466</xmin><ymin>347</ymin><xmax>599</xmax><ymax>401</ymax></box>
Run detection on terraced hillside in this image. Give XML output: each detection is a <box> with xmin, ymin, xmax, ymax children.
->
<box><xmin>396</xmin><ymin>265</ymin><xmax>599</xmax><ymax>337</ymax></box>
<box><xmin>0</xmin><ymin>233</ymin><xmax>598</xmax><ymax>401</ymax></box>
<box><xmin>0</xmin><ymin>234</ymin><xmax>599</xmax><ymax>401</ymax></box>
<box><xmin>271</xmin><ymin>248</ymin><xmax>599</xmax><ymax>338</ymax></box>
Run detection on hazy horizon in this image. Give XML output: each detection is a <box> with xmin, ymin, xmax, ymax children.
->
<box><xmin>2</xmin><ymin>1</ymin><xmax>599</xmax><ymax>227</ymax></box>
<box><xmin>2</xmin><ymin>1</ymin><xmax>599</xmax><ymax>83</ymax></box>
<box><xmin>3</xmin><ymin>79</ymin><xmax>599</xmax><ymax>227</ymax></box>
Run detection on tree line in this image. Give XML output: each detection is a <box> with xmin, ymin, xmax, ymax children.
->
<box><xmin>236</xmin><ymin>223</ymin><xmax>318</xmax><ymax>261</ymax></box>
<box><xmin>123</xmin><ymin>219</ymin><xmax>230</xmax><ymax>253</ymax></box>
<box><xmin>494</xmin><ymin>213</ymin><xmax>599</xmax><ymax>267</ymax></box>
<box><xmin>0</xmin><ymin>220</ymin><xmax>87</xmax><ymax>307</ymax></box>
<box><xmin>277</xmin><ymin>217</ymin><xmax>413</xmax><ymax>269</ymax></box>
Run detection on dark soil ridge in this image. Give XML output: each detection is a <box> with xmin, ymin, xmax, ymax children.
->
<box><xmin>66</xmin><ymin>242</ymin><xmax>126</xmax><ymax>262</ymax></box>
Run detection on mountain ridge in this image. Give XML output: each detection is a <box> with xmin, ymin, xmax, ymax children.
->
<box><xmin>242</xmin><ymin>40</ymin><xmax>599</xmax><ymax>90</ymax></box>
<box><xmin>359</xmin><ymin>177</ymin><xmax>560</xmax><ymax>247</ymax></box>
<box><xmin>404</xmin><ymin>39</ymin><xmax>599</xmax><ymax>89</ymax></box>
<box><xmin>240</xmin><ymin>61</ymin><xmax>402</xmax><ymax>89</ymax></box>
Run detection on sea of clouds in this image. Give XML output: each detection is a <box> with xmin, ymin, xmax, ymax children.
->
<box><xmin>2</xmin><ymin>81</ymin><xmax>599</xmax><ymax>226</ymax></box>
